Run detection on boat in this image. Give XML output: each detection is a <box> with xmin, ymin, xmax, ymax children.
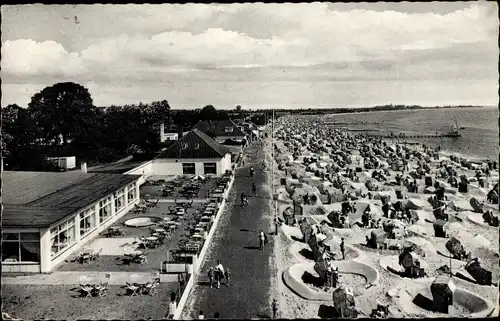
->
<box><xmin>445</xmin><ymin>119</ymin><xmax>461</xmax><ymax>137</ymax></box>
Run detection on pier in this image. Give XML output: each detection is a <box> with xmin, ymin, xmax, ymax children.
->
<box><xmin>364</xmin><ymin>133</ymin><xmax>461</xmax><ymax>139</ymax></box>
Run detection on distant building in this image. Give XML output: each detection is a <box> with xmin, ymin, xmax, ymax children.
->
<box><xmin>159</xmin><ymin>123</ymin><xmax>180</xmax><ymax>142</ymax></box>
<box><xmin>45</xmin><ymin>156</ymin><xmax>77</xmax><ymax>170</ymax></box>
<box><xmin>192</xmin><ymin>119</ymin><xmax>247</xmax><ymax>145</ymax></box>
<box><xmin>152</xmin><ymin>129</ymin><xmax>232</xmax><ymax>176</ymax></box>
<box><xmin>2</xmin><ymin>170</ymin><xmax>141</xmax><ymax>273</ymax></box>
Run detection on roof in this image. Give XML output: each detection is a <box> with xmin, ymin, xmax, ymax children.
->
<box><xmin>88</xmin><ymin>160</ymin><xmax>150</xmax><ymax>174</ymax></box>
<box><xmin>193</xmin><ymin>119</ymin><xmax>246</xmax><ymax>138</ymax></box>
<box><xmin>2</xmin><ymin>171</ymin><xmax>140</xmax><ymax>227</ymax></box>
<box><xmin>156</xmin><ymin>129</ymin><xmax>230</xmax><ymax>159</ymax></box>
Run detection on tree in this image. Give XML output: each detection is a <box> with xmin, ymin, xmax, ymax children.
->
<box><xmin>235</xmin><ymin>105</ymin><xmax>242</xmax><ymax>111</ymax></box>
<box><xmin>28</xmin><ymin>82</ymin><xmax>96</xmax><ymax>146</ymax></box>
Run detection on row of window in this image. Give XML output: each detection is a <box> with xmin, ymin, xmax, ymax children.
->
<box><xmin>2</xmin><ymin>232</ymin><xmax>40</xmax><ymax>263</ymax></box>
<box><xmin>50</xmin><ymin>182</ymin><xmax>137</xmax><ymax>258</ymax></box>
<box><xmin>182</xmin><ymin>163</ymin><xmax>217</xmax><ymax>175</ymax></box>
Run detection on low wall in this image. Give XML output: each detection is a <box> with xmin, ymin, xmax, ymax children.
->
<box><xmin>173</xmin><ymin>173</ymin><xmax>235</xmax><ymax>320</ymax></box>
<box><xmin>283</xmin><ymin>261</ymin><xmax>380</xmax><ymax>301</ymax></box>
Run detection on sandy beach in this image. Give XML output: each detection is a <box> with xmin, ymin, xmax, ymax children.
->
<box><xmin>269</xmin><ymin>115</ymin><xmax>499</xmax><ymax>318</ymax></box>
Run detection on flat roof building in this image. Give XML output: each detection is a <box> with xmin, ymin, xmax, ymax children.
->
<box><xmin>1</xmin><ymin>170</ymin><xmax>141</xmax><ymax>273</ymax></box>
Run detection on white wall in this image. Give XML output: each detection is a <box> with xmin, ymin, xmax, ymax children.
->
<box><xmin>124</xmin><ymin>161</ymin><xmax>153</xmax><ymax>186</ymax></box>
<box><xmin>152</xmin><ymin>155</ymin><xmax>232</xmax><ymax>176</ymax></box>
<box><xmin>1</xmin><ymin>227</ymin><xmax>44</xmax><ymax>273</ymax></box>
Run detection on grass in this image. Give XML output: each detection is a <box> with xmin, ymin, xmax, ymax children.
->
<box><xmin>2</xmin><ymin>283</ymin><xmax>179</xmax><ymax>320</ymax></box>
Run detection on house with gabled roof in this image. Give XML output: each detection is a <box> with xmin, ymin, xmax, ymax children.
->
<box><xmin>192</xmin><ymin>119</ymin><xmax>247</xmax><ymax>145</ymax></box>
<box><xmin>152</xmin><ymin>129</ymin><xmax>232</xmax><ymax>176</ymax></box>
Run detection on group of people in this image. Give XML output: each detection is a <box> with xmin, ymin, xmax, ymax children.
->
<box><xmin>241</xmin><ymin>182</ymin><xmax>258</xmax><ymax>207</ymax></box>
<box><xmin>207</xmin><ymin>260</ymin><xmax>231</xmax><ymax>289</ymax></box>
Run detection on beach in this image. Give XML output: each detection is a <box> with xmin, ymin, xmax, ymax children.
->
<box><xmin>270</xmin><ymin>114</ymin><xmax>499</xmax><ymax>318</ymax></box>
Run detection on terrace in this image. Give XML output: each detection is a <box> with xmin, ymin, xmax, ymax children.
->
<box><xmin>2</xmin><ymin>174</ymin><xmax>234</xmax><ymax>320</ymax></box>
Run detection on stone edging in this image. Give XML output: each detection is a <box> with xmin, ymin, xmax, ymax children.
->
<box><xmin>173</xmin><ymin>174</ymin><xmax>235</xmax><ymax>320</ymax></box>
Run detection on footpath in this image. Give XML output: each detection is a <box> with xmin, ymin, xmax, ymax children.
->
<box><xmin>180</xmin><ymin>139</ymin><xmax>275</xmax><ymax>319</ymax></box>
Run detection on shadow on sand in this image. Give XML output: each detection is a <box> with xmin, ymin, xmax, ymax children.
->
<box><xmin>412</xmin><ymin>293</ymin><xmax>434</xmax><ymax>311</ymax></box>
<box><xmin>302</xmin><ymin>271</ymin><xmax>324</xmax><ymax>287</ymax></box>
<box><xmin>291</xmin><ymin>236</ymin><xmax>305</xmax><ymax>243</ymax></box>
<box><xmin>299</xmin><ymin>248</ymin><xmax>315</xmax><ymax>261</ymax></box>
<box><xmin>318</xmin><ymin>304</ymin><xmax>341</xmax><ymax>318</ymax></box>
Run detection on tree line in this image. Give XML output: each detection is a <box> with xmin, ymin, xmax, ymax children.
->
<box><xmin>1</xmin><ymin>82</ymin><xmax>266</xmax><ymax>171</ymax></box>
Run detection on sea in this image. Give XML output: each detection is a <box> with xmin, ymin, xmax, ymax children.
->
<box><xmin>325</xmin><ymin>106</ymin><xmax>498</xmax><ymax>161</ymax></box>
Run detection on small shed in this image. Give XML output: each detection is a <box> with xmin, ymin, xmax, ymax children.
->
<box><xmin>430</xmin><ymin>276</ymin><xmax>456</xmax><ymax>314</ymax></box>
<box><xmin>433</xmin><ymin>220</ymin><xmax>449</xmax><ymax>238</ymax></box>
<box><xmin>282</xmin><ymin>207</ymin><xmax>295</xmax><ymax>225</ymax></box>
<box><xmin>332</xmin><ymin>286</ymin><xmax>357</xmax><ymax>318</ymax></box>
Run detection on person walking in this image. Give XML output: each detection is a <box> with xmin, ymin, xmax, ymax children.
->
<box><xmin>259</xmin><ymin>229</ymin><xmax>266</xmax><ymax>251</ymax></box>
<box><xmin>272</xmin><ymin>298</ymin><xmax>279</xmax><ymax>319</ymax></box>
<box><xmin>208</xmin><ymin>267</ymin><xmax>214</xmax><ymax>288</ymax></box>
<box><xmin>340</xmin><ymin>238</ymin><xmax>345</xmax><ymax>260</ymax></box>
<box><xmin>215</xmin><ymin>260</ymin><xmax>224</xmax><ymax>289</ymax></box>
<box><xmin>198</xmin><ymin>310</ymin><xmax>205</xmax><ymax>319</ymax></box>
<box><xmin>224</xmin><ymin>268</ymin><xmax>231</xmax><ymax>286</ymax></box>
<box><xmin>213</xmin><ymin>312</ymin><xmax>220</xmax><ymax>319</ymax></box>
<box><xmin>252</xmin><ymin>182</ymin><xmax>257</xmax><ymax>197</ymax></box>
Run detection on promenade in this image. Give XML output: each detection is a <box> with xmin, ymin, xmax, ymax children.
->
<box><xmin>180</xmin><ymin>139</ymin><xmax>275</xmax><ymax>319</ymax></box>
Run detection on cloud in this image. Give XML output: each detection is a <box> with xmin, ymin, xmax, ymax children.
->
<box><xmin>1</xmin><ymin>3</ymin><xmax>497</xmax><ymax>90</ymax></box>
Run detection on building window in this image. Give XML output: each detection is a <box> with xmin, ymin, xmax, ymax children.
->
<box><xmin>2</xmin><ymin>232</ymin><xmax>41</xmax><ymax>263</ymax></box>
<box><xmin>224</xmin><ymin>127</ymin><xmax>234</xmax><ymax>133</ymax></box>
<box><xmin>50</xmin><ymin>219</ymin><xmax>76</xmax><ymax>257</ymax></box>
<box><xmin>127</xmin><ymin>183</ymin><xmax>137</xmax><ymax>204</ymax></box>
<box><xmin>99</xmin><ymin>196</ymin><xmax>112</xmax><ymax>223</ymax></box>
<box><xmin>114</xmin><ymin>188</ymin><xmax>126</xmax><ymax>213</ymax></box>
<box><xmin>182</xmin><ymin>163</ymin><xmax>196</xmax><ymax>175</ymax></box>
<box><xmin>79</xmin><ymin>207</ymin><xmax>96</xmax><ymax>237</ymax></box>
<box><xmin>204</xmin><ymin>162</ymin><xmax>217</xmax><ymax>175</ymax></box>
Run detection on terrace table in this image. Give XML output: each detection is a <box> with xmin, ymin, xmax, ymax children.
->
<box><xmin>155</xmin><ymin>228</ymin><xmax>165</xmax><ymax>234</ymax></box>
<box><xmin>146</xmin><ymin>236</ymin><xmax>158</xmax><ymax>242</ymax></box>
<box><xmin>126</xmin><ymin>250</ymin><xmax>143</xmax><ymax>256</ymax></box>
<box><xmin>194</xmin><ymin>227</ymin><xmax>204</xmax><ymax>234</ymax></box>
<box><xmin>203</xmin><ymin>209</ymin><xmax>215</xmax><ymax>215</ymax></box>
<box><xmin>191</xmin><ymin>234</ymin><xmax>203</xmax><ymax>240</ymax></box>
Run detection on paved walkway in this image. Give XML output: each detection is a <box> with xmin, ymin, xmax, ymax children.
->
<box><xmin>180</xmin><ymin>139</ymin><xmax>275</xmax><ymax>319</ymax></box>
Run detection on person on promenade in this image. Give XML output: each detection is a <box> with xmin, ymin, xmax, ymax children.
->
<box><xmin>252</xmin><ymin>182</ymin><xmax>257</xmax><ymax>197</ymax></box>
<box><xmin>259</xmin><ymin>229</ymin><xmax>266</xmax><ymax>251</ymax></box>
<box><xmin>208</xmin><ymin>267</ymin><xmax>214</xmax><ymax>288</ymax></box>
<box><xmin>215</xmin><ymin>260</ymin><xmax>224</xmax><ymax>289</ymax></box>
<box><xmin>198</xmin><ymin>310</ymin><xmax>205</xmax><ymax>319</ymax></box>
<box><xmin>272</xmin><ymin>298</ymin><xmax>279</xmax><ymax>319</ymax></box>
<box><xmin>214</xmin><ymin>312</ymin><xmax>220</xmax><ymax>319</ymax></box>
<box><xmin>225</xmin><ymin>268</ymin><xmax>231</xmax><ymax>286</ymax></box>
<box><xmin>241</xmin><ymin>192</ymin><xmax>248</xmax><ymax>207</ymax></box>
<box><xmin>340</xmin><ymin>238</ymin><xmax>345</xmax><ymax>260</ymax></box>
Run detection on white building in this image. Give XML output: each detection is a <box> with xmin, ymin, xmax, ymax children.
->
<box><xmin>1</xmin><ymin>170</ymin><xmax>141</xmax><ymax>273</ymax></box>
<box><xmin>159</xmin><ymin>123</ymin><xmax>179</xmax><ymax>142</ymax></box>
<box><xmin>152</xmin><ymin>129</ymin><xmax>232</xmax><ymax>176</ymax></box>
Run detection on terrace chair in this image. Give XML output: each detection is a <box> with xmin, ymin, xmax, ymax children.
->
<box><xmin>143</xmin><ymin>281</ymin><xmax>159</xmax><ymax>296</ymax></box>
<box><xmin>80</xmin><ymin>253</ymin><xmax>91</xmax><ymax>264</ymax></box>
<box><xmin>126</xmin><ymin>282</ymin><xmax>140</xmax><ymax>296</ymax></box>
<box><xmin>92</xmin><ymin>248</ymin><xmax>103</xmax><ymax>261</ymax></box>
<box><xmin>80</xmin><ymin>284</ymin><xmax>93</xmax><ymax>298</ymax></box>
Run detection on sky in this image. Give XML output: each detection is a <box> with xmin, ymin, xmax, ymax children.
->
<box><xmin>1</xmin><ymin>2</ymin><xmax>498</xmax><ymax>109</ymax></box>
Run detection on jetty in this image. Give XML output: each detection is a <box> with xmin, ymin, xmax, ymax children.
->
<box><xmin>365</xmin><ymin>132</ymin><xmax>462</xmax><ymax>139</ymax></box>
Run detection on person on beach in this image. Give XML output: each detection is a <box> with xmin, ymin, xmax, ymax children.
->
<box><xmin>272</xmin><ymin>299</ymin><xmax>279</xmax><ymax>319</ymax></box>
<box><xmin>224</xmin><ymin>268</ymin><xmax>231</xmax><ymax>286</ymax></box>
<box><xmin>252</xmin><ymin>182</ymin><xmax>257</xmax><ymax>197</ymax></box>
<box><xmin>208</xmin><ymin>267</ymin><xmax>214</xmax><ymax>288</ymax></box>
<box><xmin>340</xmin><ymin>238</ymin><xmax>345</xmax><ymax>260</ymax></box>
<box><xmin>259</xmin><ymin>229</ymin><xmax>266</xmax><ymax>251</ymax></box>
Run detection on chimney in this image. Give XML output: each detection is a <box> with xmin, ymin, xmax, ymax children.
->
<box><xmin>160</xmin><ymin>123</ymin><xmax>165</xmax><ymax>136</ymax></box>
<box><xmin>81</xmin><ymin>162</ymin><xmax>87</xmax><ymax>173</ymax></box>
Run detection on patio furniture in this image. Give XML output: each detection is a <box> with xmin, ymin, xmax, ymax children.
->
<box><xmin>146</xmin><ymin>199</ymin><xmax>160</xmax><ymax>208</ymax></box>
<box><xmin>91</xmin><ymin>248</ymin><xmax>103</xmax><ymax>261</ymax></box>
<box><xmin>143</xmin><ymin>281</ymin><xmax>159</xmax><ymax>296</ymax></box>
<box><xmin>79</xmin><ymin>252</ymin><xmax>91</xmax><ymax>264</ymax></box>
<box><xmin>126</xmin><ymin>282</ymin><xmax>140</xmax><ymax>296</ymax></box>
<box><xmin>134</xmin><ymin>204</ymin><xmax>148</xmax><ymax>213</ymax></box>
<box><xmin>79</xmin><ymin>284</ymin><xmax>93</xmax><ymax>298</ymax></box>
